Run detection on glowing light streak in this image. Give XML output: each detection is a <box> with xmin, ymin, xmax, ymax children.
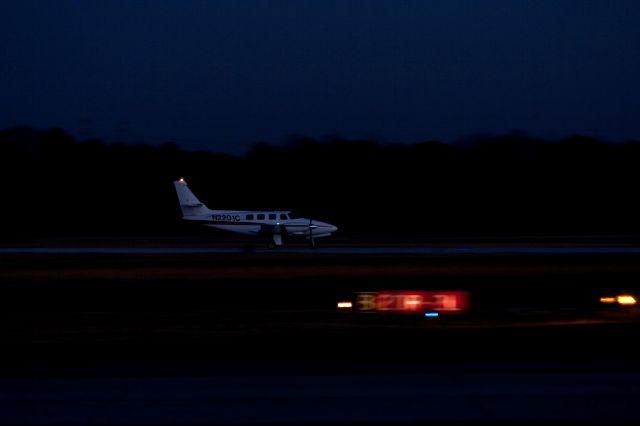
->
<box><xmin>617</xmin><ymin>295</ymin><xmax>637</xmax><ymax>305</ymax></box>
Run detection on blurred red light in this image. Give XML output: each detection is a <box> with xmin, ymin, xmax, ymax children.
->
<box><xmin>355</xmin><ymin>291</ymin><xmax>470</xmax><ymax>314</ymax></box>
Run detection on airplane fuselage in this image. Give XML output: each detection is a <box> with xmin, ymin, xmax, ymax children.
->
<box><xmin>184</xmin><ymin>210</ymin><xmax>337</xmax><ymax>238</ymax></box>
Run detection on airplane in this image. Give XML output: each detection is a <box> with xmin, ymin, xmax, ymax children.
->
<box><xmin>174</xmin><ymin>178</ymin><xmax>338</xmax><ymax>248</ymax></box>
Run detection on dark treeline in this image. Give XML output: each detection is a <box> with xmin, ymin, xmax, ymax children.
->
<box><xmin>1</xmin><ymin>126</ymin><xmax>640</xmax><ymax>238</ymax></box>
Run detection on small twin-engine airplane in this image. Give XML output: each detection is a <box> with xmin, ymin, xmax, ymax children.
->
<box><xmin>174</xmin><ymin>178</ymin><xmax>338</xmax><ymax>248</ymax></box>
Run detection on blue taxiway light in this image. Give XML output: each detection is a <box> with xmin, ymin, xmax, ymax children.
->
<box><xmin>424</xmin><ymin>312</ymin><xmax>439</xmax><ymax>318</ymax></box>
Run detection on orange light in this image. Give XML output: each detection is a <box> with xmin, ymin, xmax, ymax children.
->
<box><xmin>600</xmin><ymin>297</ymin><xmax>616</xmax><ymax>304</ymax></box>
<box><xmin>403</xmin><ymin>295</ymin><xmax>424</xmax><ymax>311</ymax></box>
<box><xmin>179</xmin><ymin>177</ymin><xmax>185</xmax><ymax>183</ymax></box>
<box><xmin>617</xmin><ymin>295</ymin><xmax>637</xmax><ymax>305</ymax></box>
<box><xmin>337</xmin><ymin>301</ymin><xmax>353</xmax><ymax>309</ymax></box>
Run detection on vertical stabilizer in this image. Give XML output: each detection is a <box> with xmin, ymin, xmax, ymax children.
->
<box><xmin>174</xmin><ymin>179</ymin><xmax>213</xmax><ymax>218</ymax></box>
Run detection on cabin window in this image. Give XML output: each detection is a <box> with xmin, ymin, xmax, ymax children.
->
<box><xmin>246</xmin><ymin>214</ymin><xmax>254</xmax><ymax>220</ymax></box>
<box><xmin>268</xmin><ymin>213</ymin><xmax>276</xmax><ymax>220</ymax></box>
<box><xmin>257</xmin><ymin>214</ymin><xmax>265</xmax><ymax>220</ymax></box>
<box><xmin>280</xmin><ymin>214</ymin><xmax>288</xmax><ymax>220</ymax></box>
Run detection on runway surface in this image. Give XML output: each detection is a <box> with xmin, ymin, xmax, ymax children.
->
<box><xmin>2</xmin><ymin>363</ymin><xmax>640</xmax><ymax>424</ymax></box>
<box><xmin>2</xmin><ymin>241</ymin><xmax>640</xmax><ymax>424</ymax></box>
<box><xmin>3</xmin><ymin>245</ymin><xmax>640</xmax><ymax>255</ymax></box>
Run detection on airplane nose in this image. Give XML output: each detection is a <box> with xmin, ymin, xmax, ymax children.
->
<box><xmin>313</xmin><ymin>221</ymin><xmax>338</xmax><ymax>234</ymax></box>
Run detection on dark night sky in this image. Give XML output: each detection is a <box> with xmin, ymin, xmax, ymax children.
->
<box><xmin>2</xmin><ymin>0</ymin><xmax>640</xmax><ymax>153</ymax></box>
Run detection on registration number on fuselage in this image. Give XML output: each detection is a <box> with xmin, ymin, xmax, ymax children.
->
<box><xmin>213</xmin><ymin>214</ymin><xmax>241</xmax><ymax>222</ymax></box>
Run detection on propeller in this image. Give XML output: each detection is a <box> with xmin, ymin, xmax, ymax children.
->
<box><xmin>309</xmin><ymin>218</ymin><xmax>317</xmax><ymax>248</ymax></box>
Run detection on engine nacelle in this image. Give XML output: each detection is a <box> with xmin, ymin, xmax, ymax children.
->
<box><xmin>308</xmin><ymin>233</ymin><xmax>333</xmax><ymax>239</ymax></box>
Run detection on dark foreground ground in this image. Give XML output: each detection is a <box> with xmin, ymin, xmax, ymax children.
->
<box><xmin>2</xmin><ymin>237</ymin><xmax>640</xmax><ymax>424</ymax></box>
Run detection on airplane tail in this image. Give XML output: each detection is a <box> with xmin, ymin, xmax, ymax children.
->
<box><xmin>174</xmin><ymin>179</ymin><xmax>213</xmax><ymax>218</ymax></box>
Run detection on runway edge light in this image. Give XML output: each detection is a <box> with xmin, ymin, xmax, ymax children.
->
<box><xmin>337</xmin><ymin>301</ymin><xmax>353</xmax><ymax>309</ymax></box>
